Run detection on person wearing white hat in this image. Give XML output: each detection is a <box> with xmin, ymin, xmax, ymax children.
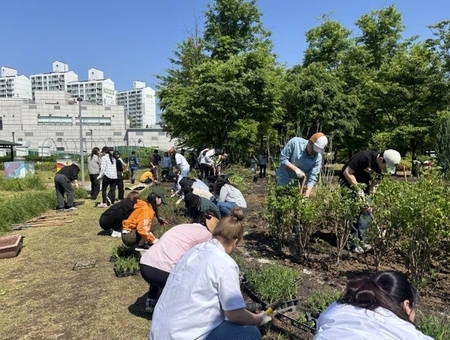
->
<box><xmin>339</xmin><ymin>149</ymin><xmax>401</xmax><ymax>254</ymax></box>
<box><xmin>275</xmin><ymin>132</ymin><xmax>329</xmax><ymax>197</ymax></box>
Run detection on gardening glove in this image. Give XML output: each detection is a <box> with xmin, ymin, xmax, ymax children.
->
<box><xmin>295</xmin><ymin>168</ymin><xmax>305</xmax><ymax>179</ymax></box>
<box><xmin>152</xmin><ymin>238</ymin><xmax>159</xmax><ymax>244</ymax></box>
<box><xmin>97</xmin><ymin>175</ymin><xmax>102</xmax><ymax>181</ymax></box>
<box><xmin>258</xmin><ymin>311</ymin><xmax>272</xmax><ymax>326</ymax></box>
<box><xmin>158</xmin><ymin>218</ymin><xmax>169</xmax><ymax>225</ymax></box>
<box><xmin>74</xmin><ymin>181</ymin><xmax>79</xmax><ymax>189</ymax></box>
<box><xmin>357</xmin><ymin>189</ymin><xmax>365</xmax><ymax>199</ymax></box>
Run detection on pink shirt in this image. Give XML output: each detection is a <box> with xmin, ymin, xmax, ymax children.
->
<box><xmin>140</xmin><ymin>223</ymin><xmax>212</xmax><ymax>273</ymax></box>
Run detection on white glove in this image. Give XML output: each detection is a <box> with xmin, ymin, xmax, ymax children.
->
<box><xmin>295</xmin><ymin>168</ymin><xmax>305</xmax><ymax>179</ymax></box>
<box><xmin>97</xmin><ymin>176</ymin><xmax>102</xmax><ymax>181</ymax></box>
<box><xmin>258</xmin><ymin>312</ymin><xmax>272</xmax><ymax>326</ymax></box>
<box><xmin>152</xmin><ymin>238</ymin><xmax>159</xmax><ymax>244</ymax></box>
<box><xmin>357</xmin><ymin>189</ymin><xmax>365</xmax><ymax>199</ymax></box>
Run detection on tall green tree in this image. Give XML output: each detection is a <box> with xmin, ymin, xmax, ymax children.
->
<box><xmin>436</xmin><ymin>113</ymin><xmax>450</xmax><ymax>175</ymax></box>
<box><xmin>157</xmin><ymin>0</ymin><xmax>282</xmax><ymax>150</ymax></box>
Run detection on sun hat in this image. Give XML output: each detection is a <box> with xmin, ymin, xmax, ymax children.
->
<box><xmin>309</xmin><ymin>133</ymin><xmax>328</xmax><ymax>154</ymax></box>
<box><xmin>382</xmin><ymin>149</ymin><xmax>401</xmax><ymax>174</ymax></box>
<box><xmin>150</xmin><ymin>188</ymin><xmax>167</xmax><ymax>204</ymax></box>
<box><xmin>205</xmin><ymin>214</ymin><xmax>219</xmax><ymax>232</ymax></box>
<box><xmin>184</xmin><ymin>193</ymin><xmax>200</xmax><ymax>209</ymax></box>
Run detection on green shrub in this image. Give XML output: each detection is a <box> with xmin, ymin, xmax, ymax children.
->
<box><xmin>307</xmin><ymin>286</ymin><xmax>341</xmax><ymax>314</ymax></box>
<box><xmin>245</xmin><ymin>264</ymin><xmax>300</xmax><ymax>303</ymax></box>
<box><xmin>416</xmin><ymin>311</ymin><xmax>450</xmax><ymax>340</ymax></box>
<box><xmin>226</xmin><ymin>163</ymin><xmax>250</xmax><ymax>195</ymax></box>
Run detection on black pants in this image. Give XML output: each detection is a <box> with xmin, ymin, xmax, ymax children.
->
<box><xmin>99</xmin><ymin>212</ymin><xmax>122</xmax><ymax>231</ymax></box>
<box><xmin>140</xmin><ymin>264</ymin><xmax>170</xmax><ymax>300</ymax></box>
<box><xmin>259</xmin><ymin>164</ymin><xmax>267</xmax><ymax>178</ymax></box>
<box><xmin>102</xmin><ymin>176</ymin><xmax>118</xmax><ymax>205</ymax></box>
<box><xmin>117</xmin><ymin>172</ymin><xmax>124</xmax><ymax>200</ymax></box>
<box><xmin>201</xmin><ymin>164</ymin><xmax>214</xmax><ymax>179</ymax></box>
<box><xmin>89</xmin><ymin>174</ymin><xmax>100</xmax><ymax>199</ymax></box>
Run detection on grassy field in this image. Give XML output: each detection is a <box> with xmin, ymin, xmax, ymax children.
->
<box><xmin>0</xmin><ymin>170</ymin><xmax>186</xmax><ymax>340</ymax></box>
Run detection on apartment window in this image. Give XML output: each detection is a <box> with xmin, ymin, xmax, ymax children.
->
<box><xmin>29</xmin><ymin>105</ymin><xmax>37</xmax><ymax>109</ymax></box>
<box><xmin>56</xmin><ymin>132</ymin><xmax>64</xmax><ymax>136</ymax></box>
<box><xmin>25</xmin><ymin>132</ymin><xmax>34</xmax><ymax>136</ymax></box>
<box><xmin>158</xmin><ymin>131</ymin><xmax>166</xmax><ymax>136</ymax></box>
<box><xmin>113</xmin><ymin>132</ymin><xmax>122</xmax><ymax>136</ymax></box>
<box><xmin>151</xmin><ymin>137</ymin><xmax>158</xmax><ymax>140</ymax></box>
<box><xmin>105</xmin><ymin>107</ymin><xmax>111</xmax><ymax>111</ymax></box>
<box><xmin>75</xmin><ymin>117</ymin><xmax>111</xmax><ymax>126</ymax></box>
<box><xmin>54</xmin><ymin>106</ymin><xmax>60</xmax><ymax>110</ymax></box>
<box><xmin>136</xmin><ymin>131</ymin><xmax>143</xmax><ymax>136</ymax></box>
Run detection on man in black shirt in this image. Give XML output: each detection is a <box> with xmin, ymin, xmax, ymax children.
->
<box><xmin>55</xmin><ymin>162</ymin><xmax>81</xmax><ymax>211</ymax></box>
<box><xmin>339</xmin><ymin>149</ymin><xmax>401</xmax><ymax>253</ymax></box>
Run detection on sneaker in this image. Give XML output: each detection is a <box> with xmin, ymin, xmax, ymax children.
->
<box><xmin>145</xmin><ymin>299</ymin><xmax>157</xmax><ymax>313</ymax></box>
<box><xmin>351</xmin><ymin>245</ymin><xmax>364</xmax><ymax>254</ymax></box>
<box><xmin>66</xmin><ymin>206</ymin><xmax>78</xmax><ymax>211</ymax></box>
<box><xmin>136</xmin><ymin>244</ymin><xmax>151</xmax><ymax>251</ymax></box>
<box><xmin>106</xmin><ymin>197</ymin><xmax>112</xmax><ymax>206</ymax></box>
<box><xmin>111</xmin><ymin>230</ymin><xmax>122</xmax><ymax>238</ymax></box>
<box><xmin>97</xmin><ymin>203</ymin><xmax>108</xmax><ymax>208</ymax></box>
<box><xmin>363</xmin><ymin>243</ymin><xmax>373</xmax><ymax>252</ymax></box>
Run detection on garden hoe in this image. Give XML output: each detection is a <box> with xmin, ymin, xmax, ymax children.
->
<box><xmin>265</xmin><ymin>300</ymin><xmax>285</xmax><ymax>315</ymax></box>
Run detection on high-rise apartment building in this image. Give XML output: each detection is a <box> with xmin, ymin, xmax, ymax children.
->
<box><xmin>116</xmin><ymin>81</ymin><xmax>156</xmax><ymax>128</ymax></box>
<box><xmin>0</xmin><ymin>66</ymin><xmax>32</xmax><ymax>99</ymax></box>
<box><xmin>30</xmin><ymin>61</ymin><xmax>78</xmax><ymax>100</ymax></box>
<box><xmin>66</xmin><ymin>68</ymin><xmax>116</xmax><ymax>105</ymax></box>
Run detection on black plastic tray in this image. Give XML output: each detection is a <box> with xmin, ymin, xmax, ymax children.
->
<box><xmin>275</xmin><ymin>305</ymin><xmax>317</xmax><ymax>333</ymax></box>
<box><xmin>114</xmin><ymin>268</ymin><xmax>140</xmax><ymax>278</ymax></box>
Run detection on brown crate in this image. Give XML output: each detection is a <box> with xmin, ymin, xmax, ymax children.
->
<box><xmin>0</xmin><ymin>235</ymin><xmax>23</xmax><ymax>259</ymax></box>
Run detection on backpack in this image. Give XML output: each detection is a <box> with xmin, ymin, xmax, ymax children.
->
<box><xmin>129</xmin><ymin>156</ymin><xmax>137</xmax><ymax>166</ymax></box>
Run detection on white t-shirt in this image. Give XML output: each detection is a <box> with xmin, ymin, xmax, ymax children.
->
<box><xmin>150</xmin><ymin>239</ymin><xmax>246</xmax><ymax>340</ymax></box>
<box><xmin>175</xmin><ymin>153</ymin><xmax>190</xmax><ymax>171</ymax></box>
<box><xmin>314</xmin><ymin>302</ymin><xmax>433</xmax><ymax>340</ymax></box>
<box><xmin>140</xmin><ymin>223</ymin><xmax>211</xmax><ymax>273</ymax></box>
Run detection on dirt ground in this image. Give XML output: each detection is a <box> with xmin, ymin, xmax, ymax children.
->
<box><xmin>240</xmin><ymin>176</ymin><xmax>450</xmax><ymax>339</ymax></box>
<box><xmin>1</xmin><ymin>174</ymin><xmax>449</xmax><ymax>340</ymax></box>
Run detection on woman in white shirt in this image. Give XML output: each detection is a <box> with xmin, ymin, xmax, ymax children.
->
<box><xmin>314</xmin><ymin>271</ymin><xmax>433</xmax><ymax>340</ymax></box>
<box><xmin>97</xmin><ymin>146</ymin><xmax>118</xmax><ymax>208</ymax></box>
<box><xmin>150</xmin><ymin>207</ymin><xmax>270</xmax><ymax>340</ymax></box>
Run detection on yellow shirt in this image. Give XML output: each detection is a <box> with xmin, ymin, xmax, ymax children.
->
<box><xmin>139</xmin><ymin>171</ymin><xmax>153</xmax><ymax>183</ymax></box>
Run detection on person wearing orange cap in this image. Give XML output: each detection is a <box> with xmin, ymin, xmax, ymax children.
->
<box><xmin>275</xmin><ymin>132</ymin><xmax>328</xmax><ymax>197</ymax></box>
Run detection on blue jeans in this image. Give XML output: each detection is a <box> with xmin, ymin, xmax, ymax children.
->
<box><xmin>351</xmin><ymin>208</ymin><xmax>373</xmax><ymax>242</ymax></box>
<box><xmin>181</xmin><ymin>168</ymin><xmax>190</xmax><ymax>177</ymax></box>
<box><xmin>217</xmin><ymin>202</ymin><xmax>246</xmax><ymax>217</ymax></box>
<box><xmin>206</xmin><ymin>321</ymin><xmax>261</xmax><ymax>340</ymax></box>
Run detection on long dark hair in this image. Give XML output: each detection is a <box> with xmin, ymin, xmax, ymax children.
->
<box><xmin>338</xmin><ymin>271</ymin><xmax>419</xmax><ymax>323</ymax></box>
<box><xmin>90</xmin><ymin>147</ymin><xmax>100</xmax><ymax>160</ymax></box>
<box><xmin>193</xmin><ymin>209</ymin><xmax>219</xmax><ymax>227</ymax></box>
<box><xmin>102</xmin><ymin>146</ymin><xmax>114</xmax><ymax>164</ymax></box>
<box><xmin>147</xmin><ymin>192</ymin><xmax>161</xmax><ymax>219</ymax></box>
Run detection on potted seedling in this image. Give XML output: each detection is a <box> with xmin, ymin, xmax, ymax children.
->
<box><xmin>110</xmin><ymin>244</ymin><xmax>134</xmax><ymax>262</ymax></box>
<box><xmin>114</xmin><ymin>257</ymin><xmax>140</xmax><ymax>278</ymax></box>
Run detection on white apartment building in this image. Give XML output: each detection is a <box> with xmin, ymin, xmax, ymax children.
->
<box><xmin>0</xmin><ymin>67</ymin><xmax>32</xmax><ymax>99</ymax></box>
<box><xmin>116</xmin><ymin>81</ymin><xmax>156</xmax><ymax>128</ymax></box>
<box><xmin>0</xmin><ymin>91</ymin><xmax>175</xmax><ymax>155</ymax></box>
<box><xmin>30</xmin><ymin>61</ymin><xmax>78</xmax><ymax>100</ymax></box>
<box><xmin>67</xmin><ymin>68</ymin><xmax>116</xmax><ymax>106</ymax></box>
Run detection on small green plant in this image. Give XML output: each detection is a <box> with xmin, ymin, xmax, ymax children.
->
<box><xmin>416</xmin><ymin>311</ymin><xmax>450</xmax><ymax>340</ymax></box>
<box><xmin>245</xmin><ymin>264</ymin><xmax>300</xmax><ymax>303</ymax></box>
<box><xmin>111</xmin><ymin>244</ymin><xmax>134</xmax><ymax>259</ymax></box>
<box><xmin>307</xmin><ymin>286</ymin><xmax>341</xmax><ymax>314</ymax></box>
<box><xmin>114</xmin><ymin>257</ymin><xmax>139</xmax><ymax>272</ymax></box>
<box><xmin>296</xmin><ymin>311</ymin><xmax>315</xmax><ymax>328</ymax></box>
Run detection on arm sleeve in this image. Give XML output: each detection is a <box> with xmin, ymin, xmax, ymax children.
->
<box><xmin>218</xmin><ymin>263</ymin><xmax>246</xmax><ymax>311</ymax></box>
<box><xmin>279</xmin><ymin>139</ymin><xmax>294</xmax><ymax>167</ymax></box>
<box><xmin>98</xmin><ymin>157</ymin><xmax>106</xmax><ymax>177</ymax></box>
<box><xmin>136</xmin><ymin>207</ymin><xmax>156</xmax><ymax>243</ymax></box>
<box><xmin>306</xmin><ymin>156</ymin><xmax>322</xmax><ymax>187</ymax></box>
<box><xmin>218</xmin><ymin>185</ymin><xmax>228</xmax><ymax>202</ymax></box>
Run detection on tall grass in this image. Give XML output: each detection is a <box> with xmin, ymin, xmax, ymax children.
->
<box><xmin>0</xmin><ymin>173</ymin><xmax>47</xmax><ymax>191</ymax></box>
<box><xmin>416</xmin><ymin>311</ymin><xmax>450</xmax><ymax>340</ymax></box>
<box><xmin>0</xmin><ymin>190</ymin><xmax>56</xmax><ymax>232</ymax></box>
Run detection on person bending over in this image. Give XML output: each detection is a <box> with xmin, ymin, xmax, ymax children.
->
<box><xmin>99</xmin><ymin>191</ymin><xmax>140</xmax><ymax>237</ymax></box>
<box><xmin>314</xmin><ymin>271</ymin><xmax>432</xmax><ymax>340</ymax></box>
<box><xmin>150</xmin><ymin>207</ymin><xmax>270</xmax><ymax>340</ymax></box>
<box><xmin>140</xmin><ymin>209</ymin><xmax>219</xmax><ymax>313</ymax></box>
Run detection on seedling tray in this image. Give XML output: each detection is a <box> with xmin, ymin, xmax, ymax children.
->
<box><xmin>275</xmin><ymin>305</ymin><xmax>317</xmax><ymax>333</ymax></box>
<box><xmin>72</xmin><ymin>258</ymin><xmax>97</xmax><ymax>270</ymax></box>
<box><xmin>114</xmin><ymin>268</ymin><xmax>140</xmax><ymax>278</ymax></box>
<box><xmin>0</xmin><ymin>235</ymin><xmax>23</xmax><ymax>259</ymax></box>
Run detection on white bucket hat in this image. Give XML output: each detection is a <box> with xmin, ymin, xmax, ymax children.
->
<box><xmin>383</xmin><ymin>149</ymin><xmax>401</xmax><ymax>174</ymax></box>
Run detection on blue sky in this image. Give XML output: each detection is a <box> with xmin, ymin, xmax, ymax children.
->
<box><xmin>1</xmin><ymin>0</ymin><xmax>449</xmax><ymax>94</ymax></box>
